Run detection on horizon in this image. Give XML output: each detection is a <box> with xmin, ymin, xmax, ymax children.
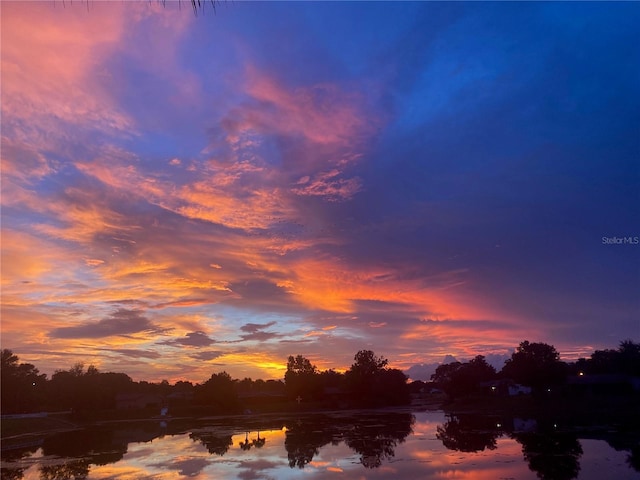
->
<box><xmin>4</xmin><ymin>339</ymin><xmax>631</xmax><ymax>385</ymax></box>
<box><xmin>1</xmin><ymin>2</ymin><xmax>638</xmax><ymax>384</ymax></box>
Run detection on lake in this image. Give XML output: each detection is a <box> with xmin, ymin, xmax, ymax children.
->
<box><xmin>2</xmin><ymin>410</ymin><xmax>638</xmax><ymax>479</ymax></box>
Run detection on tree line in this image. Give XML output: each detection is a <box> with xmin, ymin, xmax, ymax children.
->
<box><xmin>428</xmin><ymin>339</ymin><xmax>640</xmax><ymax>400</ymax></box>
<box><xmin>0</xmin><ymin>349</ymin><xmax>408</xmax><ymax>415</ymax></box>
<box><xmin>2</xmin><ymin>340</ymin><xmax>638</xmax><ymax>415</ymax></box>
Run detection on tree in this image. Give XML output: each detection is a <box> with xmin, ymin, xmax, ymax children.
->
<box><xmin>432</xmin><ymin>361</ymin><xmax>463</xmax><ymax>386</ymax></box>
<box><xmin>48</xmin><ymin>364</ymin><xmax>133</xmax><ymax>412</ymax></box>
<box><xmin>350</xmin><ymin>350</ymin><xmax>388</xmax><ymax>377</ymax></box>
<box><xmin>284</xmin><ymin>355</ymin><xmax>320</xmax><ymax>401</ymax></box>
<box><xmin>586</xmin><ymin>339</ymin><xmax>640</xmax><ymax>376</ymax></box>
<box><xmin>432</xmin><ymin>356</ymin><xmax>496</xmax><ymax>399</ymax></box>
<box><xmin>345</xmin><ymin>350</ymin><xmax>409</xmax><ymax>406</ymax></box>
<box><xmin>195</xmin><ymin>371</ymin><xmax>238</xmax><ymax>412</ymax></box>
<box><xmin>501</xmin><ymin>341</ymin><xmax>567</xmax><ymax>392</ymax></box>
<box><xmin>1</xmin><ymin>349</ymin><xmax>47</xmax><ymax>413</ymax></box>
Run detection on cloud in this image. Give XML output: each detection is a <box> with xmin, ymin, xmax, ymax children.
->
<box><xmin>105</xmin><ymin>348</ymin><xmax>162</xmax><ymax>360</ymax></box>
<box><xmin>161</xmin><ymin>331</ymin><xmax>216</xmax><ymax>348</ymax></box>
<box><xmin>1</xmin><ymin>2</ymin><xmax>133</xmax><ymax>144</ymax></box>
<box><xmin>240</xmin><ymin>321</ymin><xmax>277</xmax><ymax>334</ymax></box>
<box><xmin>149</xmin><ymin>458</ymin><xmax>210</xmax><ymax>477</ymax></box>
<box><xmin>191</xmin><ymin>351</ymin><xmax>225</xmax><ymax>361</ymax></box>
<box><xmin>50</xmin><ymin>309</ymin><xmax>164</xmax><ymax>339</ymax></box>
<box><xmin>237</xmin><ymin>321</ymin><xmax>280</xmax><ymax>342</ymax></box>
<box><xmin>240</xmin><ymin>64</ymin><xmax>370</xmax><ymax>147</ymax></box>
<box><xmin>405</xmin><ymin>363</ymin><xmax>443</xmax><ymax>382</ymax></box>
<box><xmin>291</xmin><ymin>169</ymin><xmax>362</xmax><ymax>201</ymax></box>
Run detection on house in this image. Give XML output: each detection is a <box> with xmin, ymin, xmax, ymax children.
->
<box><xmin>480</xmin><ymin>379</ymin><xmax>532</xmax><ymax>396</ymax></box>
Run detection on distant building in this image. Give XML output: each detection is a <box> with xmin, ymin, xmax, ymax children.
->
<box><xmin>481</xmin><ymin>379</ymin><xmax>532</xmax><ymax>396</ymax></box>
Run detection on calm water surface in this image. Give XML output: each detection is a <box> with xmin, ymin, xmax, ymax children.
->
<box><xmin>2</xmin><ymin>410</ymin><xmax>638</xmax><ymax>479</ymax></box>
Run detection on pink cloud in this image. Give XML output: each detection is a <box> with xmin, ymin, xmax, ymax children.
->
<box><xmin>242</xmin><ymin>65</ymin><xmax>368</xmax><ymax>146</ymax></box>
<box><xmin>1</xmin><ymin>3</ymin><xmax>133</xmax><ymax>140</ymax></box>
<box><xmin>291</xmin><ymin>169</ymin><xmax>362</xmax><ymax>201</ymax></box>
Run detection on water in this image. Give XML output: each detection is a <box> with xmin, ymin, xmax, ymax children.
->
<box><xmin>2</xmin><ymin>410</ymin><xmax>638</xmax><ymax>479</ymax></box>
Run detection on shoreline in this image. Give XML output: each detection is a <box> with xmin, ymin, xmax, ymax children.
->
<box><xmin>3</xmin><ymin>394</ymin><xmax>638</xmax><ymax>452</ymax></box>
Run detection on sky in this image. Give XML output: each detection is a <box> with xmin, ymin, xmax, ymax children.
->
<box><xmin>1</xmin><ymin>1</ymin><xmax>639</xmax><ymax>383</ymax></box>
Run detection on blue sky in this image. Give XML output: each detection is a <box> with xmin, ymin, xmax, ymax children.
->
<box><xmin>1</xmin><ymin>1</ymin><xmax>638</xmax><ymax>381</ymax></box>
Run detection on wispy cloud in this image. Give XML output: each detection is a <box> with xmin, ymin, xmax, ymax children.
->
<box><xmin>105</xmin><ymin>348</ymin><xmax>162</xmax><ymax>360</ymax></box>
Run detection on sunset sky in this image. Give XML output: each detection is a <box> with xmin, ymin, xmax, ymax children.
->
<box><xmin>1</xmin><ymin>1</ymin><xmax>638</xmax><ymax>383</ymax></box>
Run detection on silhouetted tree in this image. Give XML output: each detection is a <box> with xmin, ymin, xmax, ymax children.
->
<box><xmin>585</xmin><ymin>339</ymin><xmax>640</xmax><ymax>376</ymax></box>
<box><xmin>194</xmin><ymin>371</ymin><xmax>239</xmax><ymax>412</ymax></box>
<box><xmin>431</xmin><ymin>355</ymin><xmax>496</xmax><ymax>400</ymax></box>
<box><xmin>48</xmin><ymin>365</ymin><xmax>133</xmax><ymax>412</ymax></box>
<box><xmin>350</xmin><ymin>350</ymin><xmax>388</xmax><ymax>377</ymax></box>
<box><xmin>501</xmin><ymin>341</ymin><xmax>567</xmax><ymax>392</ymax></box>
<box><xmin>1</xmin><ymin>349</ymin><xmax>47</xmax><ymax>413</ymax></box>
<box><xmin>284</xmin><ymin>355</ymin><xmax>320</xmax><ymax>401</ymax></box>
<box><xmin>345</xmin><ymin>350</ymin><xmax>387</xmax><ymax>401</ymax></box>
<box><xmin>344</xmin><ymin>350</ymin><xmax>409</xmax><ymax>406</ymax></box>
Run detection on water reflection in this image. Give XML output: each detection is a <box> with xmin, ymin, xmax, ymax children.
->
<box><xmin>513</xmin><ymin>427</ymin><xmax>582</xmax><ymax>480</ymax></box>
<box><xmin>436</xmin><ymin>414</ymin><xmax>499</xmax><ymax>452</ymax></box>
<box><xmin>1</xmin><ymin>410</ymin><xmax>638</xmax><ymax>479</ymax></box>
<box><xmin>433</xmin><ymin>413</ymin><xmax>640</xmax><ymax>480</ymax></box>
<box><xmin>189</xmin><ymin>430</ymin><xmax>233</xmax><ymax>456</ymax></box>
<box><xmin>284</xmin><ymin>419</ymin><xmax>334</xmax><ymax>468</ymax></box>
<box><xmin>283</xmin><ymin>412</ymin><xmax>414</xmax><ymax>469</ymax></box>
<box><xmin>343</xmin><ymin>413</ymin><xmax>414</xmax><ymax>468</ymax></box>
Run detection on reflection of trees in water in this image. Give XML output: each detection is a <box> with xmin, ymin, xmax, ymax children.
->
<box><xmin>628</xmin><ymin>445</ymin><xmax>640</xmax><ymax>472</ymax></box>
<box><xmin>41</xmin><ymin>429</ymin><xmax>127</xmax><ymax>467</ymax></box>
<box><xmin>189</xmin><ymin>431</ymin><xmax>233</xmax><ymax>456</ymax></box>
<box><xmin>436</xmin><ymin>415</ymin><xmax>499</xmax><ymax>453</ymax></box>
<box><xmin>1</xmin><ymin>467</ymin><xmax>26</xmax><ymax>480</ymax></box>
<box><xmin>603</xmin><ymin>434</ymin><xmax>640</xmax><ymax>472</ymax></box>
<box><xmin>344</xmin><ymin>413</ymin><xmax>414</xmax><ymax>468</ymax></box>
<box><xmin>285</xmin><ymin>420</ymin><xmax>336</xmax><ymax>468</ymax></box>
<box><xmin>39</xmin><ymin>460</ymin><xmax>90</xmax><ymax>480</ymax></box>
<box><xmin>284</xmin><ymin>413</ymin><xmax>414</xmax><ymax>469</ymax></box>
<box><xmin>238</xmin><ymin>431</ymin><xmax>266</xmax><ymax>451</ymax></box>
<box><xmin>1</xmin><ymin>445</ymin><xmax>39</xmax><ymax>480</ymax></box>
<box><xmin>512</xmin><ymin>429</ymin><xmax>582</xmax><ymax>480</ymax></box>
<box><xmin>436</xmin><ymin>414</ymin><xmax>585</xmax><ymax>480</ymax></box>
